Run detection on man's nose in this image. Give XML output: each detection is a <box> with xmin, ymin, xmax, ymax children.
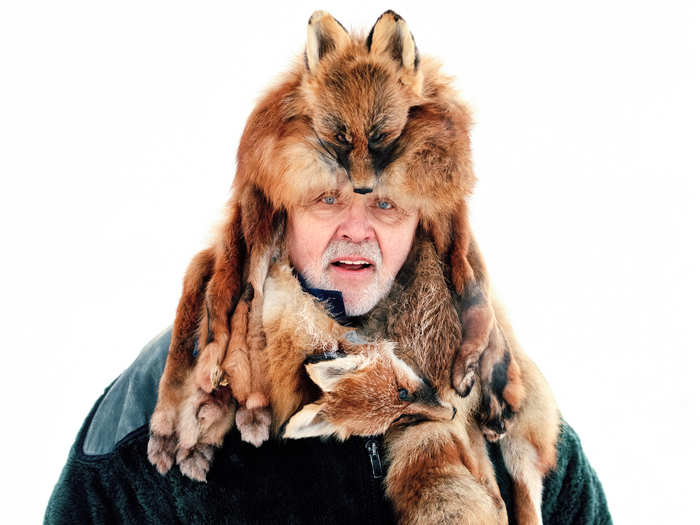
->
<box><xmin>336</xmin><ymin>196</ymin><xmax>375</xmax><ymax>243</ymax></box>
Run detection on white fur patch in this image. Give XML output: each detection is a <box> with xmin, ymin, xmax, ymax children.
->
<box><xmin>500</xmin><ymin>435</ymin><xmax>544</xmax><ymax>525</ymax></box>
<box><xmin>283</xmin><ymin>403</ymin><xmax>334</xmax><ymax>439</ymax></box>
<box><xmin>306</xmin><ymin>354</ymin><xmax>367</xmax><ymax>392</ymax></box>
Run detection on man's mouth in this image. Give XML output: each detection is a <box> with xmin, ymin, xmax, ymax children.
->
<box><xmin>330</xmin><ymin>258</ymin><xmax>374</xmax><ymax>271</ymax></box>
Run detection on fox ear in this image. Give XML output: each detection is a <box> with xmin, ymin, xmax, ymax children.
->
<box><xmin>366</xmin><ymin>10</ymin><xmax>422</xmax><ymax>94</ymax></box>
<box><xmin>305</xmin><ymin>11</ymin><xmax>351</xmax><ymax>74</ymax></box>
<box><xmin>283</xmin><ymin>403</ymin><xmax>335</xmax><ymax>439</ymax></box>
<box><xmin>305</xmin><ymin>354</ymin><xmax>366</xmax><ymax>392</ymax></box>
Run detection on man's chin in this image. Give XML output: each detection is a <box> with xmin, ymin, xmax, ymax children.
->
<box><xmin>314</xmin><ymin>266</ymin><xmax>393</xmax><ymax>316</ymax></box>
<box><xmin>336</xmin><ymin>282</ymin><xmax>391</xmax><ymax>317</ymax></box>
<box><xmin>342</xmin><ymin>293</ymin><xmax>380</xmax><ymax>317</ymax></box>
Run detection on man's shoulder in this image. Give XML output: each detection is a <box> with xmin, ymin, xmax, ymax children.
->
<box><xmin>541</xmin><ymin>420</ymin><xmax>612</xmax><ymax>525</ymax></box>
<box><xmin>80</xmin><ymin>327</ymin><xmax>172</xmax><ymax>457</ymax></box>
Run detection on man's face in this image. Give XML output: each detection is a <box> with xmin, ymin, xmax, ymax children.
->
<box><xmin>286</xmin><ymin>183</ymin><xmax>419</xmax><ymax>316</ymax></box>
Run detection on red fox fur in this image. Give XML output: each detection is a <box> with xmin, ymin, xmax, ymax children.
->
<box><xmin>262</xmin><ymin>252</ymin><xmax>507</xmax><ymax>524</ymax></box>
<box><xmin>168</xmin><ymin>233</ymin><xmax>560</xmax><ymax>523</ymax></box>
<box><xmin>147</xmin><ymin>9</ymin><xmax>530</xmax><ymax>512</ymax></box>
<box><xmin>148</xmin><ymin>9</ymin><xmax>512</xmax><ymax>473</ymax></box>
<box><xmin>283</xmin><ymin>235</ymin><xmax>560</xmax><ymax>524</ymax></box>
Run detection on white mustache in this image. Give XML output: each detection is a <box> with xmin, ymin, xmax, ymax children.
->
<box><xmin>322</xmin><ymin>240</ymin><xmax>382</xmax><ymax>269</ymax></box>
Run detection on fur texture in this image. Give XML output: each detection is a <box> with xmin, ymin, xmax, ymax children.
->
<box><xmin>366</xmin><ymin>233</ymin><xmax>560</xmax><ymax>524</ymax></box>
<box><xmin>148</xmin><ymin>8</ymin><xmax>519</xmax><ymax>491</ymax></box>
<box><xmin>288</xmin><ymin>235</ymin><xmax>560</xmax><ymax>524</ymax></box>
<box><xmin>265</xmin><ymin>251</ymin><xmax>506</xmax><ymax>524</ymax></box>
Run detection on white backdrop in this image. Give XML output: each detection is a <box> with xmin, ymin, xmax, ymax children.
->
<box><xmin>1</xmin><ymin>1</ymin><xmax>698</xmax><ymax>523</ymax></box>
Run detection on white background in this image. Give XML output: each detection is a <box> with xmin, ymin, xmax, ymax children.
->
<box><xmin>1</xmin><ymin>1</ymin><xmax>698</xmax><ymax>523</ymax></box>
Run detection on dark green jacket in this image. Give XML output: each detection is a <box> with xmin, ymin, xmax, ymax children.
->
<box><xmin>45</xmin><ymin>329</ymin><xmax>611</xmax><ymax>524</ymax></box>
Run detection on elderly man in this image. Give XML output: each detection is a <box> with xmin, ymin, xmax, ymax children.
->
<box><xmin>45</xmin><ymin>186</ymin><xmax>610</xmax><ymax>524</ymax></box>
<box><xmin>46</xmin><ymin>10</ymin><xmax>611</xmax><ymax>525</ymax></box>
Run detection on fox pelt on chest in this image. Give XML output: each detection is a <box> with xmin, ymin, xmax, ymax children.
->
<box><xmin>282</xmin><ymin>233</ymin><xmax>561</xmax><ymax>525</ymax></box>
<box><xmin>172</xmin><ymin>231</ymin><xmax>559</xmax><ymax>525</ymax></box>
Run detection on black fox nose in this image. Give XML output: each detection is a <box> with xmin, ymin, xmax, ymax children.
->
<box><xmin>353</xmin><ymin>187</ymin><xmax>372</xmax><ymax>194</ymax></box>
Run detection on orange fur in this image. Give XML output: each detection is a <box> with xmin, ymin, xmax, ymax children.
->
<box><xmin>290</xmin><ymin>234</ymin><xmax>560</xmax><ymax>524</ymax></box>
<box><xmin>274</xmin><ymin>237</ymin><xmax>507</xmax><ymax>524</ymax></box>
<box><xmin>148</xmin><ymin>9</ymin><xmax>522</xmax><ymax>495</ymax></box>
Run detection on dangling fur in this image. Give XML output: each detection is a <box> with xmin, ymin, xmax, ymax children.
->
<box><xmin>148</xmin><ymin>9</ymin><xmax>521</xmax><ymax>489</ymax></box>
<box><xmin>361</xmin><ymin>232</ymin><xmax>560</xmax><ymax>524</ymax></box>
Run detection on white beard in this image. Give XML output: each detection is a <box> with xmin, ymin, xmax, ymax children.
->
<box><xmin>297</xmin><ymin>239</ymin><xmax>394</xmax><ymax>316</ymax></box>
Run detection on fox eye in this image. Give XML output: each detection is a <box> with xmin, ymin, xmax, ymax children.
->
<box><xmin>398</xmin><ymin>388</ymin><xmax>410</xmax><ymax>401</ymax></box>
<box><xmin>336</xmin><ymin>133</ymin><xmax>351</xmax><ymax>145</ymax></box>
<box><xmin>369</xmin><ymin>132</ymin><xmax>386</xmax><ymax>145</ymax></box>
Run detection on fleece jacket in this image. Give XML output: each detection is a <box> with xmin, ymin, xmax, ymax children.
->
<box><xmin>45</xmin><ymin>328</ymin><xmax>612</xmax><ymax>524</ymax></box>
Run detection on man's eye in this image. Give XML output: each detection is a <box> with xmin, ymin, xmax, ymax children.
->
<box><xmin>377</xmin><ymin>200</ymin><xmax>393</xmax><ymax>210</ymax></box>
<box><xmin>322</xmin><ymin>195</ymin><xmax>336</xmax><ymax>205</ymax></box>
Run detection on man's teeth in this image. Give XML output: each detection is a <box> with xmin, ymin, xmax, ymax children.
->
<box><xmin>337</xmin><ymin>260</ymin><xmax>370</xmax><ymax>265</ymax></box>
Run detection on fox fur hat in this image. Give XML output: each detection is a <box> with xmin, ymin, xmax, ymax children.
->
<box><xmin>232</xmin><ymin>9</ymin><xmax>476</xmax><ymax>292</ymax></box>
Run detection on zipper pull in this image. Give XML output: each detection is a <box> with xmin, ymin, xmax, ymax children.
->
<box><xmin>365</xmin><ymin>438</ymin><xmax>383</xmax><ymax>479</ymax></box>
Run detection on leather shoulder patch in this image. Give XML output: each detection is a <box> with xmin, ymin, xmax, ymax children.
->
<box><xmin>82</xmin><ymin>328</ymin><xmax>171</xmax><ymax>456</ymax></box>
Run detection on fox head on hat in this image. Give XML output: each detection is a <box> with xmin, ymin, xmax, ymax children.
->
<box><xmin>233</xmin><ymin>9</ymin><xmax>477</xmax><ymax>293</ymax></box>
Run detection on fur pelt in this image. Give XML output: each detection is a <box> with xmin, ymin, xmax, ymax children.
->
<box><xmin>277</xmin><ymin>233</ymin><xmax>558</xmax><ymax>524</ymax></box>
<box><xmin>147</xmin><ymin>8</ymin><xmax>521</xmax><ymax>496</ymax></box>
<box><xmin>361</xmin><ymin>232</ymin><xmax>560</xmax><ymax>524</ymax></box>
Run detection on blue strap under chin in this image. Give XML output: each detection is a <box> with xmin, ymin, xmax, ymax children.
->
<box><xmin>293</xmin><ymin>271</ymin><xmax>351</xmax><ymax>325</ymax></box>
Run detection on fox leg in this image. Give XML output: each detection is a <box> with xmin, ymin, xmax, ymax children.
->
<box><xmin>172</xmin><ymin>292</ymin><xmax>252</xmax><ymax>481</ymax></box>
<box><xmin>491</xmin><ymin>326</ymin><xmax>560</xmax><ymax>525</ymax></box>
<box><xmin>446</xmin><ymin>202</ymin><xmax>500</xmax><ymax>398</ymax></box>
<box><xmin>231</xmin><ymin>228</ymin><xmax>281</xmax><ymax>446</ymax></box>
<box><xmin>148</xmin><ymin>246</ymin><xmax>215</xmax><ymax>474</ymax></box>
<box><xmin>499</xmin><ymin>434</ymin><xmax>547</xmax><ymax>525</ymax></box>
<box><xmin>385</xmin><ymin>424</ymin><xmax>507</xmax><ymax>525</ymax></box>
<box><xmin>445</xmin><ymin>204</ymin><xmax>527</xmax><ymax>444</ymax></box>
<box><xmin>222</xmin><ymin>283</ymin><xmax>273</xmax><ymax>447</ymax></box>
<box><xmin>175</xmin><ymin>384</ymin><xmax>235</xmax><ymax>482</ymax></box>
<box><xmin>193</xmin><ymin>202</ymin><xmax>246</xmax><ymax>394</ymax></box>
<box><xmin>149</xmin><ymin>199</ymin><xmax>245</xmax><ymax>475</ymax></box>
<box><xmin>477</xmin><ymin>326</ymin><xmax>525</xmax><ymax>442</ymax></box>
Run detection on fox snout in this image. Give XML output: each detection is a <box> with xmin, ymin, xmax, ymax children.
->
<box><xmin>348</xmin><ymin>167</ymin><xmax>377</xmax><ymax>194</ymax></box>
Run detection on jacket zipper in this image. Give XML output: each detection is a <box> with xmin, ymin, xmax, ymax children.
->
<box><xmin>365</xmin><ymin>438</ymin><xmax>383</xmax><ymax>479</ymax></box>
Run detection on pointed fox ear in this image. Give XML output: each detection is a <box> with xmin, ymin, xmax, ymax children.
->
<box><xmin>283</xmin><ymin>403</ymin><xmax>335</xmax><ymax>439</ymax></box>
<box><xmin>305</xmin><ymin>354</ymin><xmax>366</xmax><ymax>392</ymax></box>
<box><xmin>305</xmin><ymin>11</ymin><xmax>351</xmax><ymax>74</ymax></box>
<box><xmin>366</xmin><ymin>10</ymin><xmax>422</xmax><ymax>95</ymax></box>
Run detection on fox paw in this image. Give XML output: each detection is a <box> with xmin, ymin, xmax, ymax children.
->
<box><xmin>452</xmin><ymin>357</ymin><xmax>479</xmax><ymax>397</ymax></box>
<box><xmin>478</xmin><ymin>373</ymin><xmax>516</xmax><ymax>442</ymax></box>
<box><xmin>147</xmin><ymin>432</ymin><xmax>177</xmax><ymax>474</ymax></box>
<box><xmin>176</xmin><ymin>443</ymin><xmax>215</xmax><ymax>482</ymax></box>
<box><xmin>477</xmin><ymin>345</ymin><xmax>523</xmax><ymax>442</ymax></box>
<box><xmin>479</xmin><ymin>399</ymin><xmax>513</xmax><ymax>443</ymax></box>
<box><xmin>148</xmin><ymin>409</ymin><xmax>179</xmax><ymax>474</ymax></box>
<box><xmin>235</xmin><ymin>405</ymin><xmax>271</xmax><ymax>447</ymax></box>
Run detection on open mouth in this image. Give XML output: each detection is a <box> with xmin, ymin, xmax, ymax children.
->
<box><xmin>330</xmin><ymin>259</ymin><xmax>374</xmax><ymax>271</ymax></box>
